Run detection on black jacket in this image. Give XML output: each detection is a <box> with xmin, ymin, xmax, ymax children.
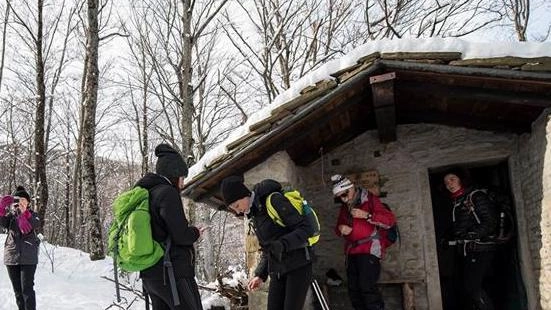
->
<box><xmin>0</xmin><ymin>210</ymin><xmax>41</xmax><ymax>265</ymax></box>
<box><xmin>136</xmin><ymin>173</ymin><xmax>200</xmax><ymax>279</ymax></box>
<box><xmin>451</xmin><ymin>188</ymin><xmax>498</xmax><ymax>242</ymax></box>
<box><xmin>249</xmin><ymin>180</ymin><xmax>312</xmax><ymax>280</ymax></box>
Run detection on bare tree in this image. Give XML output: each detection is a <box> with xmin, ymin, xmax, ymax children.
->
<box><xmin>0</xmin><ymin>3</ymin><xmax>9</xmax><ymax>92</ymax></box>
<box><xmin>222</xmin><ymin>0</ymin><xmax>356</xmax><ymax>105</ymax></box>
<box><xmin>502</xmin><ymin>0</ymin><xmax>530</xmax><ymax>41</ymax></box>
<box><xmin>81</xmin><ymin>0</ymin><xmax>103</xmax><ymax>260</ymax></box>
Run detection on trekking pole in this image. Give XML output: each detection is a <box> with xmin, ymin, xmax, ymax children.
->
<box><xmin>312</xmin><ymin>279</ymin><xmax>330</xmax><ymax>310</ymax></box>
<box><xmin>113</xmin><ymin>247</ymin><xmax>121</xmax><ymax>302</ymax></box>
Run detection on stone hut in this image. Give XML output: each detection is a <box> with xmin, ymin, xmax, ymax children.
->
<box><xmin>183</xmin><ymin>39</ymin><xmax>551</xmax><ymax>310</ymax></box>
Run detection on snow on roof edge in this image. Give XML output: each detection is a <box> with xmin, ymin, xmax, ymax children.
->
<box><xmin>186</xmin><ymin>37</ymin><xmax>551</xmax><ymax>182</ymax></box>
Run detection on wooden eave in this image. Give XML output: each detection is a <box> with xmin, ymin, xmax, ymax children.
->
<box><xmin>184</xmin><ymin>57</ymin><xmax>551</xmax><ymax>207</ymax></box>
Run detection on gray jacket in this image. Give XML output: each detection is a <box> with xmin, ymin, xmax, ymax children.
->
<box><xmin>0</xmin><ymin>211</ymin><xmax>40</xmax><ymax>265</ymax></box>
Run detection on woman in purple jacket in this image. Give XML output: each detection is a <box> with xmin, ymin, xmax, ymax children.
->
<box><xmin>0</xmin><ymin>186</ymin><xmax>41</xmax><ymax>310</ymax></box>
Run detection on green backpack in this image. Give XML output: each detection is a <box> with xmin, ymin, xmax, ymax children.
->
<box><xmin>266</xmin><ymin>190</ymin><xmax>320</xmax><ymax>246</ymax></box>
<box><xmin>108</xmin><ymin>186</ymin><xmax>164</xmax><ymax>272</ymax></box>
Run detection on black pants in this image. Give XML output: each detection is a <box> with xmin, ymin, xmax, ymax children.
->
<box><xmin>346</xmin><ymin>254</ymin><xmax>383</xmax><ymax>310</ymax></box>
<box><xmin>267</xmin><ymin>263</ymin><xmax>312</xmax><ymax>310</ymax></box>
<box><xmin>143</xmin><ymin>277</ymin><xmax>203</xmax><ymax>310</ymax></box>
<box><xmin>459</xmin><ymin>251</ymin><xmax>495</xmax><ymax>310</ymax></box>
<box><xmin>6</xmin><ymin>264</ymin><xmax>37</xmax><ymax>310</ymax></box>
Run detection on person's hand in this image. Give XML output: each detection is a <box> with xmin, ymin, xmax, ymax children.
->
<box><xmin>267</xmin><ymin>240</ymin><xmax>285</xmax><ymax>261</ymax></box>
<box><xmin>17</xmin><ymin>210</ymin><xmax>32</xmax><ymax>234</ymax></box>
<box><xmin>247</xmin><ymin>276</ymin><xmax>263</xmax><ymax>291</ymax></box>
<box><xmin>338</xmin><ymin>225</ymin><xmax>352</xmax><ymax>235</ymax></box>
<box><xmin>350</xmin><ymin>208</ymin><xmax>370</xmax><ymax>219</ymax></box>
<box><xmin>0</xmin><ymin>195</ymin><xmax>13</xmax><ymax>217</ymax></box>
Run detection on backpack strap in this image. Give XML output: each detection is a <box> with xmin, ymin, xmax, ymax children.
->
<box><xmin>465</xmin><ymin>190</ymin><xmax>483</xmax><ymax>225</ymax></box>
<box><xmin>346</xmin><ymin>191</ymin><xmax>380</xmax><ymax>253</ymax></box>
<box><xmin>266</xmin><ymin>192</ymin><xmax>285</xmax><ymax>226</ymax></box>
<box><xmin>162</xmin><ymin>238</ymin><xmax>181</xmax><ymax>306</ymax></box>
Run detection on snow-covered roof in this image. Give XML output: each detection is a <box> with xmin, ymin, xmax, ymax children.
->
<box><xmin>185</xmin><ymin>37</ymin><xmax>551</xmax><ymax>192</ymax></box>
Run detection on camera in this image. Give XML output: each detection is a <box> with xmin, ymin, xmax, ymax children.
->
<box><xmin>9</xmin><ymin>196</ymin><xmax>20</xmax><ymax>215</ymax></box>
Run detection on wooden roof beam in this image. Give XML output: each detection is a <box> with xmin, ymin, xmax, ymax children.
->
<box><xmin>370</xmin><ymin>72</ymin><xmax>397</xmax><ymax>143</ymax></box>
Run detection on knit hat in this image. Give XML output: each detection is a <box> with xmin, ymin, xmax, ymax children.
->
<box><xmin>155</xmin><ymin>144</ymin><xmax>188</xmax><ymax>178</ymax></box>
<box><xmin>331</xmin><ymin>174</ymin><xmax>354</xmax><ymax>196</ymax></box>
<box><xmin>220</xmin><ymin>176</ymin><xmax>251</xmax><ymax>205</ymax></box>
<box><xmin>13</xmin><ymin>186</ymin><xmax>31</xmax><ymax>201</ymax></box>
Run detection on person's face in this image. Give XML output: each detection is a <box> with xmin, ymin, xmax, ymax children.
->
<box><xmin>336</xmin><ymin>187</ymin><xmax>355</xmax><ymax>205</ymax></box>
<box><xmin>444</xmin><ymin>173</ymin><xmax>462</xmax><ymax>193</ymax></box>
<box><xmin>228</xmin><ymin>196</ymin><xmax>250</xmax><ymax>215</ymax></box>
<box><xmin>17</xmin><ymin>197</ymin><xmax>29</xmax><ymax>212</ymax></box>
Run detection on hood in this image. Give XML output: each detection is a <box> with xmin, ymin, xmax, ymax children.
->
<box><xmin>252</xmin><ymin>179</ymin><xmax>282</xmax><ymax>201</ymax></box>
<box><xmin>135</xmin><ymin>172</ymin><xmax>171</xmax><ymax>190</ymax></box>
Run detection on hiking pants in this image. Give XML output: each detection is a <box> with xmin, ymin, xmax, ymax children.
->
<box><xmin>6</xmin><ymin>264</ymin><xmax>37</xmax><ymax>310</ymax></box>
<box><xmin>459</xmin><ymin>251</ymin><xmax>495</xmax><ymax>310</ymax></box>
<box><xmin>143</xmin><ymin>276</ymin><xmax>203</xmax><ymax>310</ymax></box>
<box><xmin>346</xmin><ymin>254</ymin><xmax>384</xmax><ymax>310</ymax></box>
<box><xmin>267</xmin><ymin>263</ymin><xmax>312</xmax><ymax>310</ymax></box>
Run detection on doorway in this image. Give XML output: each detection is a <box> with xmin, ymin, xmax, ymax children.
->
<box><xmin>429</xmin><ymin>161</ymin><xmax>527</xmax><ymax>310</ymax></box>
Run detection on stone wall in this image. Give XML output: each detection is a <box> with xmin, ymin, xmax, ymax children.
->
<box><xmin>296</xmin><ymin>124</ymin><xmax>519</xmax><ymax>310</ymax></box>
<box><xmin>514</xmin><ymin>109</ymin><xmax>551</xmax><ymax>310</ymax></box>
<box><xmin>238</xmin><ymin>121</ymin><xmax>548</xmax><ymax>310</ymax></box>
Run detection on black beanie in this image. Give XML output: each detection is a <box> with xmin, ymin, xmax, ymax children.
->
<box><xmin>220</xmin><ymin>176</ymin><xmax>251</xmax><ymax>205</ymax></box>
<box><xmin>13</xmin><ymin>186</ymin><xmax>31</xmax><ymax>201</ymax></box>
<box><xmin>155</xmin><ymin>144</ymin><xmax>188</xmax><ymax>179</ymax></box>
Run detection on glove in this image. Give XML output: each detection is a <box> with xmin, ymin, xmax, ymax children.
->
<box><xmin>0</xmin><ymin>195</ymin><xmax>14</xmax><ymax>217</ymax></box>
<box><xmin>267</xmin><ymin>240</ymin><xmax>285</xmax><ymax>262</ymax></box>
<box><xmin>17</xmin><ymin>210</ymin><xmax>33</xmax><ymax>234</ymax></box>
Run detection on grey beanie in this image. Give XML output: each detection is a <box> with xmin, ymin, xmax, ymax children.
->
<box><xmin>155</xmin><ymin>144</ymin><xmax>188</xmax><ymax>179</ymax></box>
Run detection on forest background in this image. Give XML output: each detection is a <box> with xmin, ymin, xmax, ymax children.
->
<box><xmin>0</xmin><ymin>0</ymin><xmax>548</xmax><ymax>284</ymax></box>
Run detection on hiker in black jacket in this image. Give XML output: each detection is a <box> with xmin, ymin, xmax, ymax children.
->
<box><xmin>137</xmin><ymin>144</ymin><xmax>205</xmax><ymax>310</ymax></box>
<box><xmin>0</xmin><ymin>186</ymin><xmax>40</xmax><ymax>310</ymax></box>
<box><xmin>220</xmin><ymin>176</ymin><xmax>313</xmax><ymax>310</ymax></box>
<box><xmin>443</xmin><ymin>167</ymin><xmax>497</xmax><ymax>310</ymax></box>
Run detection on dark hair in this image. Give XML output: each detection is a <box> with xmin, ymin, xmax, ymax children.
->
<box><xmin>442</xmin><ymin>166</ymin><xmax>472</xmax><ymax>188</ymax></box>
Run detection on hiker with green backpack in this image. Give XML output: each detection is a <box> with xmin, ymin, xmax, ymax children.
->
<box><xmin>109</xmin><ymin>144</ymin><xmax>204</xmax><ymax>310</ymax></box>
<box><xmin>220</xmin><ymin>176</ymin><xmax>317</xmax><ymax>310</ymax></box>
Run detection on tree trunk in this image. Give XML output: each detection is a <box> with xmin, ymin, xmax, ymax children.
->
<box><xmin>34</xmin><ymin>0</ymin><xmax>48</xmax><ymax>232</ymax></box>
<box><xmin>82</xmin><ymin>0</ymin><xmax>104</xmax><ymax>261</ymax></box>
<box><xmin>179</xmin><ymin>0</ymin><xmax>194</xmax><ymax>161</ymax></box>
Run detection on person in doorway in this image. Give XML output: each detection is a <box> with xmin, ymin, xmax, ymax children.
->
<box><xmin>332</xmin><ymin>174</ymin><xmax>395</xmax><ymax>310</ymax></box>
<box><xmin>138</xmin><ymin>143</ymin><xmax>205</xmax><ymax>310</ymax></box>
<box><xmin>442</xmin><ymin>167</ymin><xmax>497</xmax><ymax>310</ymax></box>
<box><xmin>220</xmin><ymin>176</ymin><xmax>313</xmax><ymax>310</ymax></box>
<box><xmin>0</xmin><ymin>186</ymin><xmax>41</xmax><ymax>310</ymax></box>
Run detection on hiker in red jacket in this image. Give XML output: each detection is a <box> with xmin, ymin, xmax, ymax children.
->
<box><xmin>332</xmin><ymin>174</ymin><xmax>395</xmax><ymax>310</ymax></box>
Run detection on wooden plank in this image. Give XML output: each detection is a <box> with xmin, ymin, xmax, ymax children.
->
<box><xmin>271</xmin><ymin>79</ymin><xmax>337</xmax><ymax>115</ymax></box>
<box><xmin>381</xmin><ymin>51</ymin><xmax>462</xmax><ymax>61</ymax></box>
<box><xmin>371</xmin><ymin>73</ymin><xmax>397</xmax><ymax>143</ymax></box>
<box><xmin>522</xmin><ymin>62</ymin><xmax>551</xmax><ymax>72</ymax></box>
<box><xmin>402</xmin><ymin>282</ymin><xmax>415</xmax><ymax>310</ymax></box>
<box><xmin>338</xmin><ymin>61</ymin><xmax>374</xmax><ymax>83</ymax></box>
<box><xmin>330</xmin><ymin>53</ymin><xmax>381</xmax><ymax>78</ymax></box>
<box><xmin>449</xmin><ymin>56</ymin><xmax>551</xmax><ymax>68</ymax></box>
<box><xmin>249</xmin><ymin>113</ymin><xmax>286</xmax><ymax>132</ymax></box>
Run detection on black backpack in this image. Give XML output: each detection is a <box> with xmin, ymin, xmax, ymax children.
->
<box><xmin>466</xmin><ymin>188</ymin><xmax>515</xmax><ymax>244</ymax></box>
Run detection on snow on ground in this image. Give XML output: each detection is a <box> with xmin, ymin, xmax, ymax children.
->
<box><xmin>0</xmin><ymin>234</ymin><xmax>236</xmax><ymax>310</ymax></box>
<box><xmin>186</xmin><ymin>37</ymin><xmax>551</xmax><ymax>181</ymax></box>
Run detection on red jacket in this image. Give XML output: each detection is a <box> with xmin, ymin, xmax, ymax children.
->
<box><xmin>334</xmin><ymin>187</ymin><xmax>396</xmax><ymax>258</ymax></box>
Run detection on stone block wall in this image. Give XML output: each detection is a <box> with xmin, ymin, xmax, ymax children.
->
<box><xmin>237</xmin><ymin>121</ymin><xmax>548</xmax><ymax>310</ymax></box>
<box><xmin>296</xmin><ymin>124</ymin><xmax>518</xmax><ymax>310</ymax></box>
<box><xmin>514</xmin><ymin>109</ymin><xmax>551</xmax><ymax>310</ymax></box>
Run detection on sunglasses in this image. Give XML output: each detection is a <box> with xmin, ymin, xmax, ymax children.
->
<box><xmin>338</xmin><ymin>190</ymin><xmax>350</xmax><ymax>199</ymax></box>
